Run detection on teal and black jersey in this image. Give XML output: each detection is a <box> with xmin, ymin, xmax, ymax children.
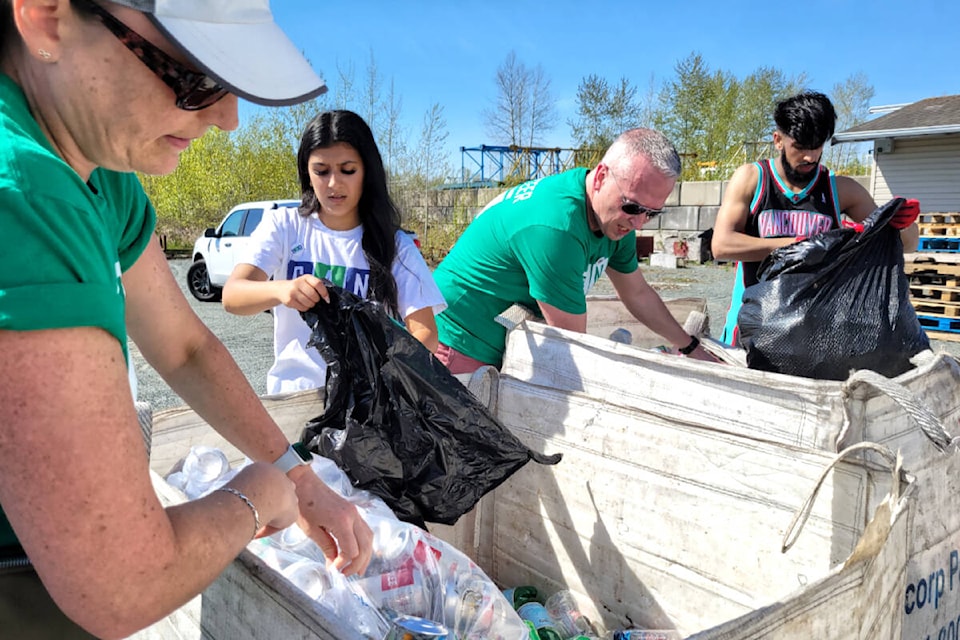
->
<box><xmin>721</xmin><ymin>159</ymin><xmax>840</xmax><ymax>345</ymax></box>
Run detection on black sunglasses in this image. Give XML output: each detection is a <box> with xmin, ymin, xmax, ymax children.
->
<box><xmin>606</xmin><ymin>165</ymin><xmax>664</xmax><ymax>218</ymax></box>
<box><xmin>75</xmin><ymin>0</ymin><xmax>229</xmax><ymax>110</ymax></box>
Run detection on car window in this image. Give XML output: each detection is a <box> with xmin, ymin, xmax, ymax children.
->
<box><xmin>242</xmin><ymin>209</ymin><xmax>264</xmax><ymax>236</ymax></box>
<box><xmin>220</xmin><ymin>209</ymin><xmax>246</xmax><ymax>237</ymax></box>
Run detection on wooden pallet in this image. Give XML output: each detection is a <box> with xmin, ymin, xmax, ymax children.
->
<box><xmin>918</xmin><ymin>223</ymin><xmax>960</xmax><ymax>237</ymax></box>
<box><xmin>907</xmin><ymin>268</ymin><xmax>960</xmax><ymax>287</ymax></box>
<box><xmin>905</xmin><ymin>260</ymin><xmax>960</xmax><ymax>279</ymax></box>
<box><xmin>909</xmin><ymin>284</ymin><xmax>960</xmax><ymax>301</ymax></box>
<box><xmin>912</xmin><ymin>300</ymin><xmax>960</xmax><ymax>318</ymax></box>
<box><xmin>918</xmin><ymin>212</ymin><xmax>960</xmax><ymax>225</ymax></box>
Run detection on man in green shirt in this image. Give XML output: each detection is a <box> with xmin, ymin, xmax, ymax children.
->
<box><xmin>434</xmin><ymin>128</ymin><xmax>717</xmax><ymax>372</ymax></box>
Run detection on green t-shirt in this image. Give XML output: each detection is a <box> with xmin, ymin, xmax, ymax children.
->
<box><xmin>434</xmin><ymin>167</ymin><xmax>638</xmax><ymax>366</ymax></box>
<box><xmin>0</xmin><ymin>74</ymin><xmax>156</xmax><ymax>549</ymax></box>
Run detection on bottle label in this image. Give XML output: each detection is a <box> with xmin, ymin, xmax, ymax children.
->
<box><xmin>518</xmin><ymin>602</ymin><xmax>554</xmax><ymax>629</ymax></box>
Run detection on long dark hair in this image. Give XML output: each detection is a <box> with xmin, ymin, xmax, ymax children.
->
<box><xmin>0</xmin><ymin>0</ymin><xmax>17</xmax><ymax>61</ymax></box>
<box><xmin>297</xmin><ymin>110</ymin><xmax>401</xmax><ymax>318</ymax></box>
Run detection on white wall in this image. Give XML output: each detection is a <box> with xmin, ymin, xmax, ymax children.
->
<box><xmin>873</xmin><ymin>135</ymin><xmax>960</xmax><ymax>212</ymax></box>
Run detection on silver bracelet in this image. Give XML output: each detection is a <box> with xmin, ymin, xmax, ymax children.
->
<box><xmin>217</xmin><ymin>487</ymin><xmax>261</xmax><ymax>538</ymax></box>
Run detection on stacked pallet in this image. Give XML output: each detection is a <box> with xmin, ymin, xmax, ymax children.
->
<box><xmin>907</xmin><ymin>211</ymin><xmax>960</xmax><ymax>342</ymax></box>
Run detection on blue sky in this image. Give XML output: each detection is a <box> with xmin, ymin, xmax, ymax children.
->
<box><xmin>263</xmin><ymin>0</ymin><xmax>958</xmax><ymax>172</ymax></box>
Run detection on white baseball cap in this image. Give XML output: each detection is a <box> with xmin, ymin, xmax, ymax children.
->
<box><xmin>110</xmin><ymin>0</ymin><xmax>326</xmax><ymax>106</ymax></box>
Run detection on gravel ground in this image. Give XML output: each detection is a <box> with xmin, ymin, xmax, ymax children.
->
<box><xmin>129</xmin><ymin>259</ymin><xmax>276</xmax><ymax>412</ymax></box>
<box><xmin>133</xmin><ymin>258</ymin><xmax>960</xmax><ymax>412</ymax></box>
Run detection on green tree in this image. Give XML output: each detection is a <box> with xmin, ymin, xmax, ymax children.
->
<box><xmin>569</xmin><ymin>74</ymin><xmax>644</xmax><ymax>166</ymax></box>
<box><xmin>655</xmin><ymin>53</ymin><xmax>728</xmax><ymax>180</ymax></box>
<box><xmin>728</xmin><ymin>67</ymin><xmax>807</xmax><ymax>167</ymax></box>
<box><xmin>654</xmin><ymin>53</ymin><xmax>811</xmax><ymax>178</ymax></box>
<box><xmin>701</xmin><ymin>69</ymin><xmax>738</xmax><ymax>173</ymax></box>
<box><xmin>825</xmin><ymin>72</ymin><xmax>875</xmax><ymax>173</ymax></box>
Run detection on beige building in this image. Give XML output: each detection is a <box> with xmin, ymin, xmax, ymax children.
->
<box><xmin>833</xmin><ymin>95</ymin><xmax>960</xmax><ymax>212</ymax></box>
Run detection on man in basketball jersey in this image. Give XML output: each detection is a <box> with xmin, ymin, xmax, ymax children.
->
<box><xmin>711</xmin><ymin>91</ymin><xmax>920</xmax><ymax>346</ymax></box>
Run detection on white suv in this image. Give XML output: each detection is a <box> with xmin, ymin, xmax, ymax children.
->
<box><xmin>187</xmin><ymin>199</ymin><xmax>298</xmax><ymax>301</ymax></box>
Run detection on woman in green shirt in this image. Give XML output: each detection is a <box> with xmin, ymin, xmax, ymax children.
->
<box><xmin>0</xmin><ymin>1</ymin><xmax>372</xmax><ymax>637</ymax></box>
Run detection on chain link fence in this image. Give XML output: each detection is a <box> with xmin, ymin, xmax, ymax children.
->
<box><xmin>391</xmin><ymin>186</ymin><xmax>504</xmax><ymax>265</ymax></box>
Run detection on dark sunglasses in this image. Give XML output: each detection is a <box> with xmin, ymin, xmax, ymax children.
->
<box><xmin>75</xmin><ymin>0</ymin><xmax>229</xmax><ymax>110</ymax></box>
<box><xmin>606</xmin><ymin>165</ymin><xmax>664</xmax><ymax>218</ymax></box>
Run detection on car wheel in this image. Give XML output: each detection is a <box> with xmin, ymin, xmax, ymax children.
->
<box><xmin>186</xmin><ymin>260</ymin><xmax>222</xmax><ymax>302</ymax></box>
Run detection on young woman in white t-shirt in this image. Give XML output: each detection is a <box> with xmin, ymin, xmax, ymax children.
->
<box><xmin>223</xmin><ymin>110</ymin><xmax>446</xmax><ymax>394</ymax></box>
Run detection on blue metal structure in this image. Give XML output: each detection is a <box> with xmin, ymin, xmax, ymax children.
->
<box><xmin>457</xmin><ymin>144</ymin><xmax>579</xmax><ymax>185</ymax></box>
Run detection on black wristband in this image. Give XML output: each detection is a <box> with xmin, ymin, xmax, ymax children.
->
<box><xmin>678</xmin><ymin>335</ymin><xmax>700</xmax><ymax>355</ymax></box>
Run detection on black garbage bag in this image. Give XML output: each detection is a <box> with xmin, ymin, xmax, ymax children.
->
<box><xmin>737</xmin><ymin>197</ymin><xmax>930</xmax><ymax>380</ymax></box>
<box><xmin>298</xmin><ymin>284</ymin><xmax>562</xmax><ymax>527</ymax></box>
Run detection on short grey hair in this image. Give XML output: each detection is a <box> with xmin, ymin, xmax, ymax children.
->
<box><xmin>602</xmin><ymin>128</ymin><xmax>681</xmax><ymax>179</ymax></box>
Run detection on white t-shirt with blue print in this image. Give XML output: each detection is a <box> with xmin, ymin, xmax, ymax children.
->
<box><xmin>239</xmin><ymin>206</ymin><xmax>446</xmax><ymax>394</ymax></box>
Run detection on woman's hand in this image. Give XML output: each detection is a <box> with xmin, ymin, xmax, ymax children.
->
<box><xmin>225</xmin><ymin>462</ymin><xmax>300</xmax><ymax>538</ymax></box>
<box><xmin>288</xmin><ymin>468</ymin><xmax>374</xmax><ymax>576</ymax></box>
<box><xmin>278</xmin><ymin>274</ymin><xmax>330</xmax><ymax>311</ymax></box>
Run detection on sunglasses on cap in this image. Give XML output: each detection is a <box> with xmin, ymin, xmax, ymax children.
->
<box><xmin>75</xmin><ymin>0</ymin><xmax>229</xmax><ymax>110</ymax></box>
<box><xmin>606</xmin><ymin>165</ymin><xmax>664</xmax><ymax>219</ymax></box>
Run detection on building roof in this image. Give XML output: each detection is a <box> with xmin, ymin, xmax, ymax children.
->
<box><xmin>833</xmin><ymin>94</ymin><xmax>960</xmax><ymax>143</ymax></box>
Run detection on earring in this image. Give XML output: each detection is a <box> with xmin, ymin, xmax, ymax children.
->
<box><xmin>38</xmin><ymin>49</ymin><xmax>52</xmax><ymax>60</ymax></box>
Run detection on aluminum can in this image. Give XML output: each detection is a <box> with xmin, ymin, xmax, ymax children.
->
<box><xmin>613</xmin><ymin>631</ymin><xmax>676</xmax><ymax>640</ymax></box>
<box><xmin>384</xmin><ymin>614</ymin><xmax>449</xmax><ymax>640</ymax></box>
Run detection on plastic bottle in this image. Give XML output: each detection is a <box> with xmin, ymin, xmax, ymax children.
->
<box><xmin>280</xmin><ymin>559</ymin><xmax>332</xmax><ymax>600</ymax></box>
<box><xmin>270</xmin><ymin>523</ymin><xmax>327</xmax><ymax>563</ymax></box>
<box><xmin>451</xmin><ymin>571</ymin><xmax>494</xmax><ymax>638</ymax></box>
<box><xmin>180</xmin><ymin>445</ymin><xmax>231</xmax><ymax>498</ymax></box>
<box><xmin>518</xmin><ymin>602</ymin><xmax>565</xmax><ymax>640</ymax></box>
<box><xmin>503</xmin><ymin>585</ymin><xmax>541</xmax><ymax>610</ymax></box>
<box><xmin>544</xmin><ymin>589</ymin><xmax>599</xmax><ymax>638</ymax></box>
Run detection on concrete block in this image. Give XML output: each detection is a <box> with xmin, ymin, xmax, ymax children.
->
<box><xmin>649</xmin><ymin>252</ymin><xmax>685</xmax><ymax>268</ymax></box>
<box><xmin>665</xmin><ymin>183</ymin><xmax>681</xmax><ymax>207</ymax></box>
<box><xmin>686</xmin><ymin>237</ymin><xmax>704</xmax><ymax>263</ymax></box>
<box><xmin>680</xmin><ymin>181</ymin><xmax>722</xmax><ymax>206</ymax></box>
<box><xmin>659</xmin><ymin>206</ymin><xmax>699</xmax><ymax>231</ymax></box>
<box><xmin>698</xmin><ymin>206</ymin><xmax>720</xmax><ymax>230</ymax></box>
<box><xmin>641</xmin><ymin>213</ymin><xmax>660</xmax><ymax>231</ymax></box>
